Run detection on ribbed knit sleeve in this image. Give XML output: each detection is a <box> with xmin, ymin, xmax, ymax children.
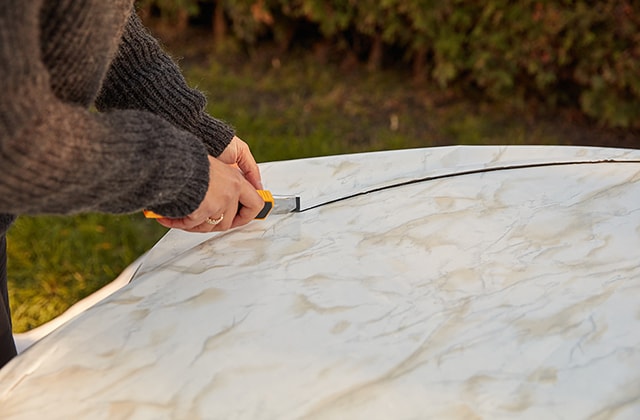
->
<box><xmin>95</xmin><ymin>11</ymin><xmax>234</xmax><ymax>157</ymax></box>
<box><xmin>0</xmin><ymin>1</ymin><xmax>210</xmax><ymax>220</ymax></box>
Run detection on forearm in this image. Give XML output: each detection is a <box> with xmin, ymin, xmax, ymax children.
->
<box><xmin>95</xmin><ymin>10</ymin><xmax>234</xmax><ymax>157</ymax></box>
<box><xmin>1</xmin><ymin>1</ymin><xmax>210</xmax><ymax>219</ymax></box>
<box><xmin>1</xmin><ymin>102</ymin><xmax>210</xmax><ymax>218</ymax></box>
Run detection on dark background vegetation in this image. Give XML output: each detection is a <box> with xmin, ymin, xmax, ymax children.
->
<box><xmin>9</xmin><ymin>0</ymin><xmax>639</xmax><ymax>332</ymax></box>
<box><xmin>140</xmin><ymin>0</ymin><xmax>640</xmax><ymax>132</ymax></box>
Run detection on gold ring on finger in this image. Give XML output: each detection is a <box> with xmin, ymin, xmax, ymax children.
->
<box><xmin>205</xmin><ymin>214</ymin><xmax>224</xmax><ymax>226</ymax></box>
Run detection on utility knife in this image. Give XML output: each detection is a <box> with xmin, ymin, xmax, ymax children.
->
<box><xmin>143</xmin><ymin>190</ymin><xmax>300</xmax><ymax>220</ymax></box>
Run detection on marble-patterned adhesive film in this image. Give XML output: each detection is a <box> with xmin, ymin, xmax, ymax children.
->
<box><xmin>257</xmin><ymin>145</ymin><xmax>640</xmax><ymax>211</ymax></box>
<box><xmin>0</xmin><ymin>148</ymin><xmax>639</xmax><ymax>419</ymax></box>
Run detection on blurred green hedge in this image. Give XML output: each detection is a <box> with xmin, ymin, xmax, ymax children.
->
<box><xmin>138</xmin><ymin>0</ymin><xmax>640</xmax><ymax>129</ymax></box>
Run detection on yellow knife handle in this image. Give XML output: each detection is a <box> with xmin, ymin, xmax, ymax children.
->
<box><xmin>255</xmin><ymin>190</ymin><xmax>274</xmax><ymax>219</ymax></box>
<box><xmin>143</xmin><ymin>190</ymin><xmax>275</xmax><ymax>220</ymax></box>
<box><xmin>142</xmin><ymin>209</ymin><xmax>163</xmax><ymax>219</ymax></box>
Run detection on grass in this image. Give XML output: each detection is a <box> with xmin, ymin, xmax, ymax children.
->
<box><xmin>7</xmin><ymin>41</ymin><xmax>637</xmax><ymax>333</ymax></box>
<box><xmin>8</xmin><ymin>214</ymin><xmax>167</xmax><ymax>332</ymax></box>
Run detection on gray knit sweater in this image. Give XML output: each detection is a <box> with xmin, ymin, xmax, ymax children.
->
<box><xmin>0</xmin><ymin>0</ymin><xmax>235</xmax><ymax>235</ymax></box>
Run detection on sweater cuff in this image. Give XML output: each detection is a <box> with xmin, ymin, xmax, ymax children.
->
<box><xmin>146</xmin><ymin>150</ymin><xmax>210</xmax><ymax>219</ymax></box>
<box><xmin>196</xmin><ymin>114</ymin><xmax>235</xmax><ymax>157</ymax></box>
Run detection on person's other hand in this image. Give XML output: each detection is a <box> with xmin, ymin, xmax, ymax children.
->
<box><xmin>217</xmin><ymin>136</ymin><xmax>263</xmax><ymax>190</ymax></box>
<box><xmin>156</xmin><ymin>155</ymin><xmax>264</xmax><ymax>232</ymax></box>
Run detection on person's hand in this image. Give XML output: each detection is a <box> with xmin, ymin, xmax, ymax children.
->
<box><xmin>156</xmin><ymin>155</ymin><xmax>264</xmax><ymax>232</ymax></box>
<box><xmin>217</xmin><ymin>135</ymin><xmax>263</xmax><ymax>190</ymax></box>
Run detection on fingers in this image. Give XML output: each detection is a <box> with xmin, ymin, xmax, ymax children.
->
<box><xmin>155</xmin><ymin>214</ymin><xmax>221</xmax><ymax>232</ymax></box>
<box><xmin>156</xmin><ymin>208</ymin><xmax>232</xmax><ymax>233</ymax></box>
<box><xmin>235</xmin><ymin>141</ymin><xmax>263</xmax><ymax>190</ymax></box>
<box><xmin>157</xmin><ymin>155</ymin><xmax>263</xmax><ymax>233</ymax></box>
<box><xmin>231</xmin><ymin>182</ymin><xmax>265</xmax><ymax>228</ymax></box>
<box><xmin>219</xmin><ymin>136</ymin><xmax>263</xmax><ymax>190</ymax></box>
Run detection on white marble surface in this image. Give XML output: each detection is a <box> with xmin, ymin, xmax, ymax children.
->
<box><xmin>1</xmin><ymin>146</ymin><xmax>639</xmax><ymax>419</ymax></box>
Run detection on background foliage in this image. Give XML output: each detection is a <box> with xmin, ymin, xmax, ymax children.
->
<box><xmin>137</xmin><ymin>0</ymin><xmax>640</xmax><ymax>129</ymax></box>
